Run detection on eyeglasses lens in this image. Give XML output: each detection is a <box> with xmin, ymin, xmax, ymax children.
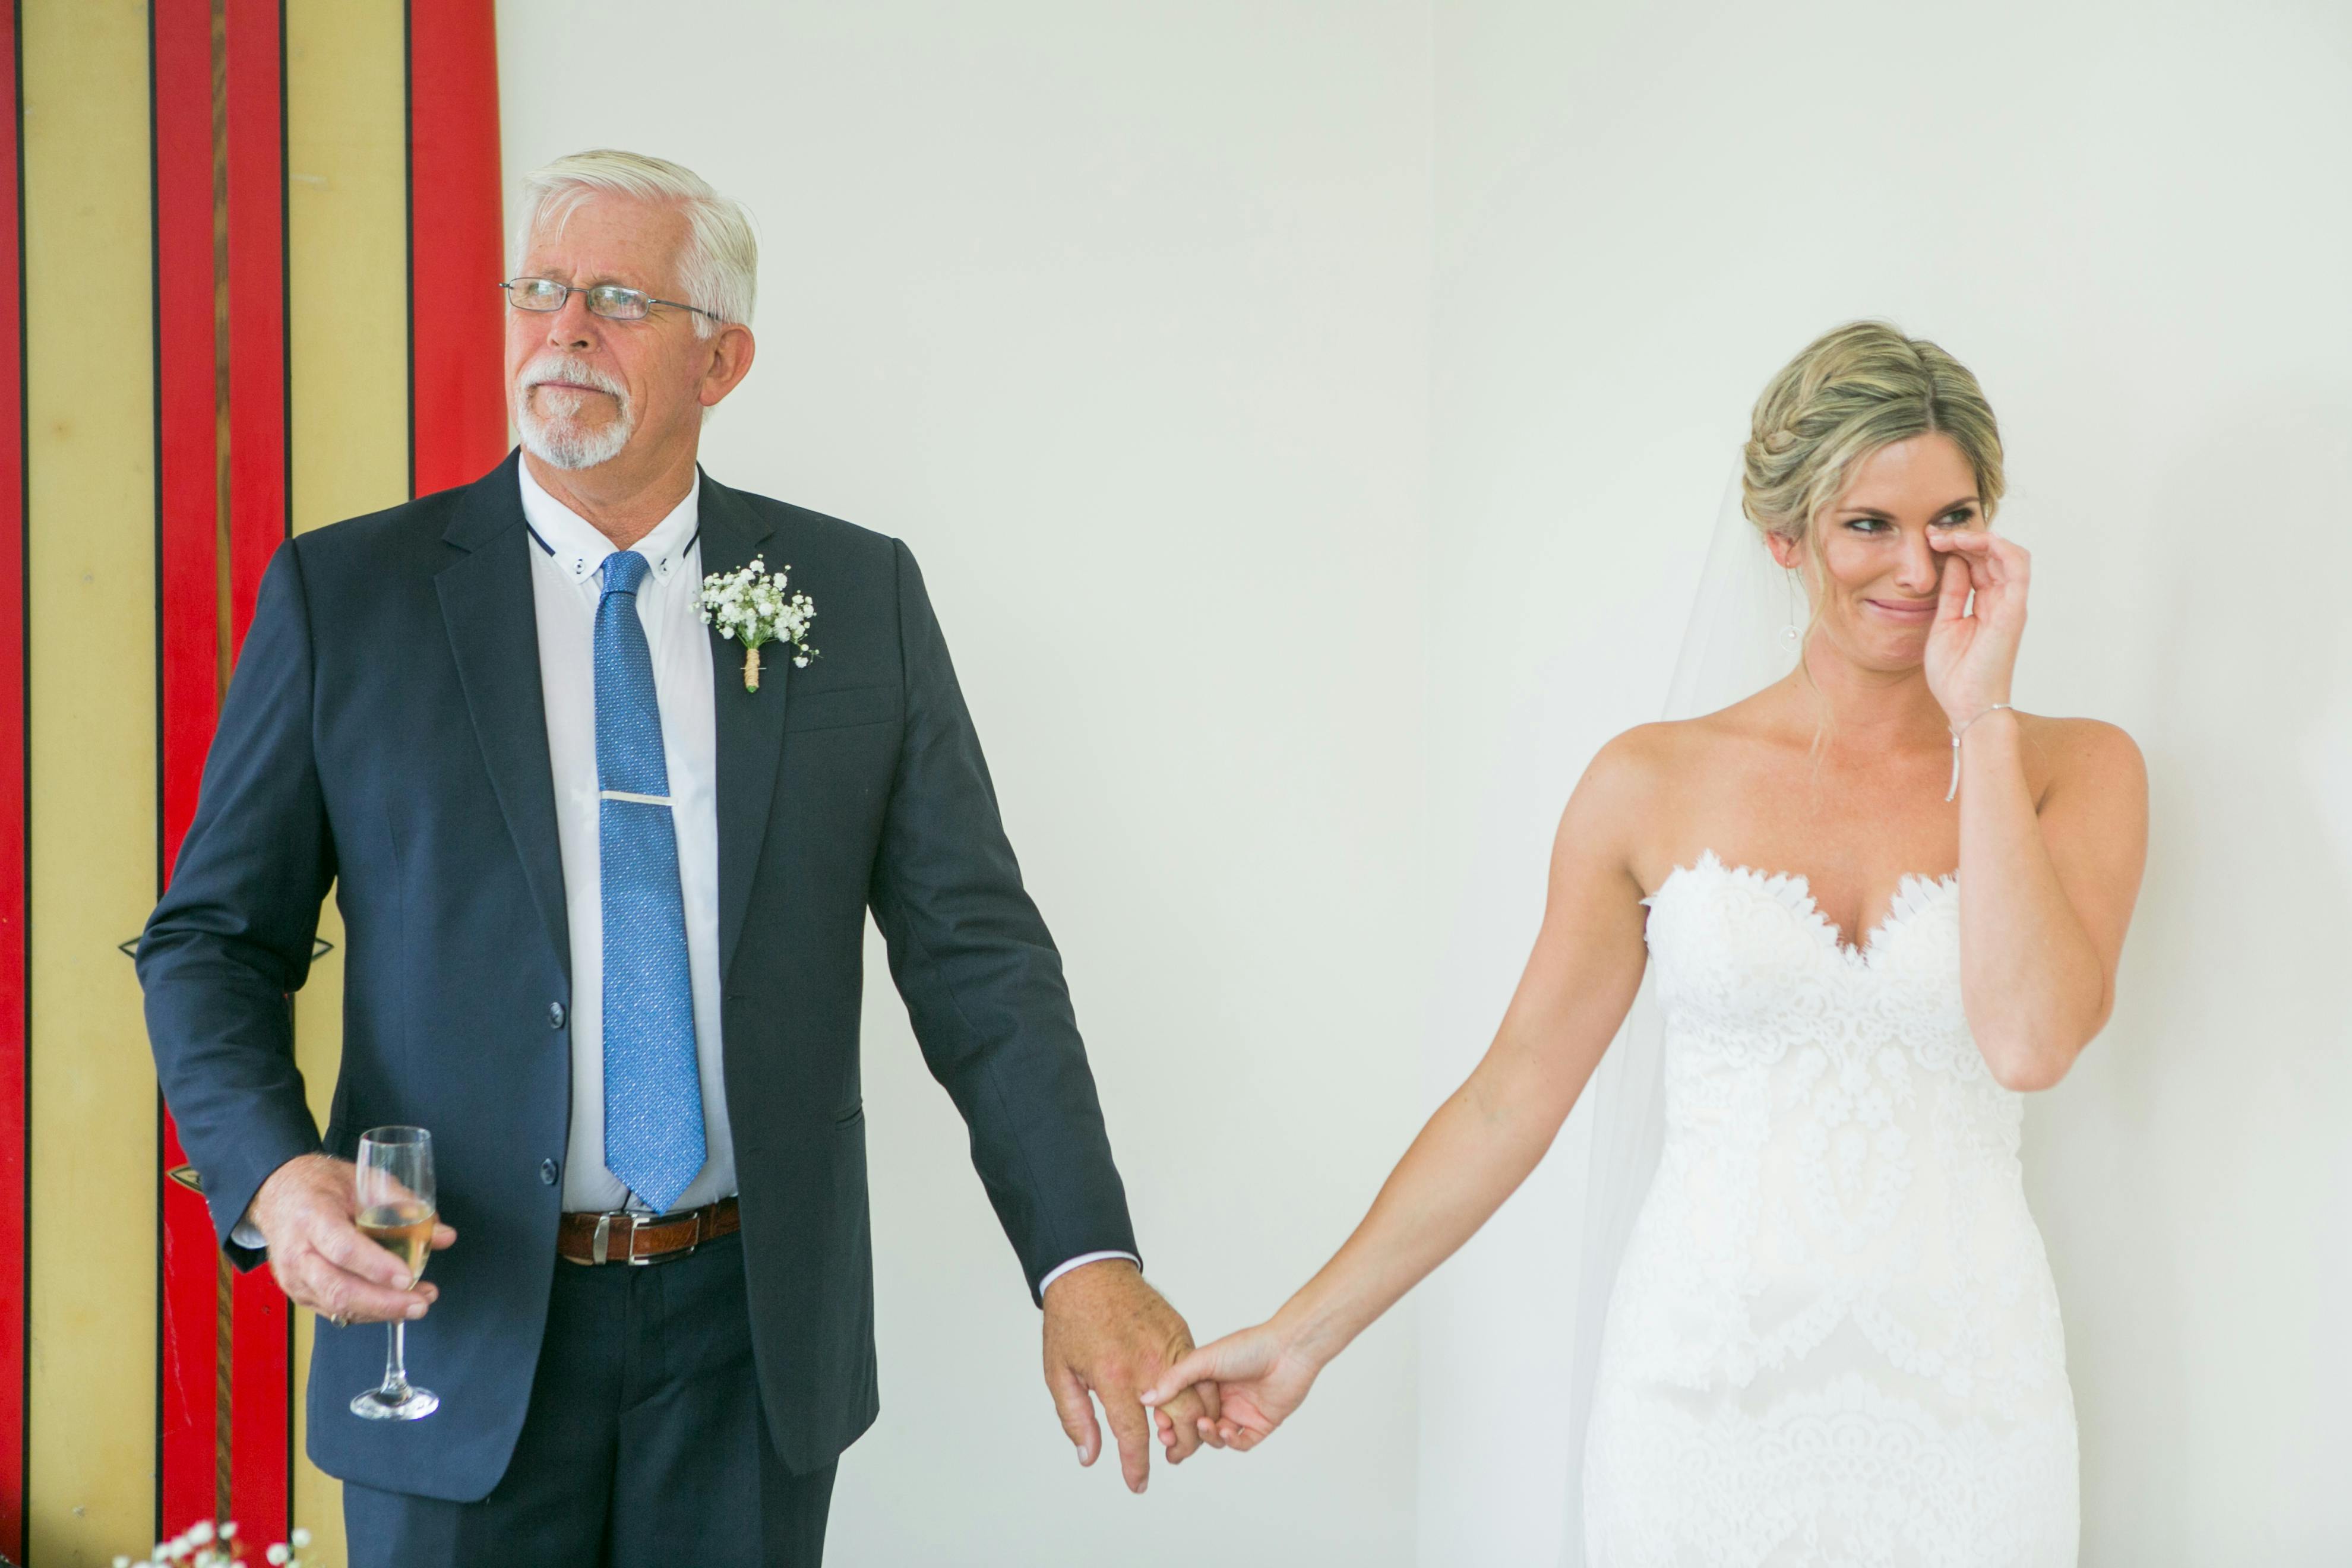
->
<box><xmin>508</xmin><ymin>279</ymin><xmax>565</xmax><ymax>312</ymax></box>
<box><xmin>585</xmin><ymin>286</ymin><xmax>650</xmax><ymax>321</ymax></box>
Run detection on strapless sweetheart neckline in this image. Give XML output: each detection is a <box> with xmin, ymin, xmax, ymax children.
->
<box><xmin>1652</xmin><ymin>848</ymin><xmax>1960</xmax><ymax>963</ymax></box>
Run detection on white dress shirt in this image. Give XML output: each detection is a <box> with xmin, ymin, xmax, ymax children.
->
<box><xmin>239</xmin><ymin>461</ymin><xmax>1130</xmax><ymax>1289</ymax></box>
<box><xmin>521</xmin><ymin>460</ymin><xmax>739</xmax><ymax>1215</ymax></box>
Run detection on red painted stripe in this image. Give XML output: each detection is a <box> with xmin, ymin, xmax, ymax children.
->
<box><xmin>406</xmin><ymin>0</ymin><xmax>505</xmax><ymax>498</ymax></box>
<box><xmin>0</xmin><ymin>4</ymin><xmax>26</xmax><ymax>1556</ymax></box>
<box><xmin>151</xmin><ymin>0</ymin><xmax>223</xmax><ymax>1539</ymax></box>
<box><xmin>151</xmin><ymin>5</ymin><xmax>214</xmax><ymax>888</ymax></box>
<box><xmin>225</xmin><ymin>0</ymin><xmax>284</xmax><ymax>649</ymax></box>
<box><xmin>223</xmin><ymin>0</ymin><xmax>290</xmax><ymax>1539</ymax></box>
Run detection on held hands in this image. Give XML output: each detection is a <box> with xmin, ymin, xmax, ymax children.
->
<box><xmin>248</xmin><ymin>1152</ymin><xmax>457</xmax><ymax>1326</ymax></box>
<box><xmin>1040</xmin><ymin>1259</ymin><xmax>1222</xmax><ymax>1493</ymax></box>
<box><xmin>1926</xmin><ymin>529</ymin><xmax>2030</xmax><ymax>725</ymax></box>
<box><xmin>1141</xmin><ymin>1317</ymin><xmax>1323</xmax><ymax>1453</ymax></box>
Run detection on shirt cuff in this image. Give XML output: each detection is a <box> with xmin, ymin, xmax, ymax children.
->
<box><xmin>1038</xmin><ymin>1250</ymin><xmax>1140</xmax><ymax>1297</ymax></box>
<box><xmin>229</xmin><ymin>1215</ymin><xmax>267</xmax><ymax>1252</ymax></box>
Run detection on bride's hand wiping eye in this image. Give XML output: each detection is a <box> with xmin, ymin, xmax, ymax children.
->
<box><xmin>1926</xmin><ymin>529</ymin><xmax>2030</xmax><ymax>725</ymax></box>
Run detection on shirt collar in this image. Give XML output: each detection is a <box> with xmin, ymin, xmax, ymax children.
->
<box><xmin>516</xmin><ymin>456</ymin><xmax>701</xmax><ymax>589</ymax></box>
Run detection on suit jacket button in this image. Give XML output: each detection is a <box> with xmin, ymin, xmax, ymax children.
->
<box><xmin>540</xmin><ymin>1158</ymin><xmax>559</xmax><ymax>1186</ymax></box>
<box><xmin>548</xmin><ymin>1001</ymin><xmax>566</xmax><ymax>1029</ymax></box>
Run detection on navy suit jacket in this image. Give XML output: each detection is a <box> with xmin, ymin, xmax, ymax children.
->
<box><xmin>137</xmin><ymin>450</ymin><xmax>1138</xmax><ymax>1499</ymax></box>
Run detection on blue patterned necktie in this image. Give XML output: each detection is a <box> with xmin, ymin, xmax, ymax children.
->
<box><xmin>594</xmin><ymin>549</ymin><xmax>705</xmax><ymax>1214</ymax></box>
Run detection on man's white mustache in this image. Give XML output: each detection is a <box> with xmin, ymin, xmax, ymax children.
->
<box><xmin>523</xmin><ymin>361</ymin><xmax>625</xmax><ymax>400</ymax></box>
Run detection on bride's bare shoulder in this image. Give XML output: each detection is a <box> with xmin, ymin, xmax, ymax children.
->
<box><xmin>2016</xmin><ymin>712</ymin><xmax>2146</xmax><ymax>808</ymax></box>
<box><xmin>1585</xmin><ymin>700</ymin><xmax>1766</xmax><ymax>788</ymax></box>
<box><xmin>1585</xmin><ymin>716</ymin><xmax>1707</xmax><ymax>785</ymax></box>
<box><xmin>1564</xmin><ymin>711</ymin><xmax>1745</xmax><ymax>852</ymax></box>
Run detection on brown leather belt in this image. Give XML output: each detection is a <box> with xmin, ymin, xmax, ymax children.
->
<box><xmin>557</xmin><ymin>1195</ymin><xmax>738</xmax><ymax>1266</ymax></box>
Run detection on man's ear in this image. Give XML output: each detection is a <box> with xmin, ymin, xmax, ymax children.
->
<box><xmin>698</xmin><ymin>323</ymin><xmax>757</xmax><ymax>410</ymax></box>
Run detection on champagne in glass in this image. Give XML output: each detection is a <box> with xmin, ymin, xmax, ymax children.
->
<box><xmin>349</xmin><ymin>1125</ymin><xmax>440</xmax><ymax>1421</ymax></box>
<box><xmin>357</xmin><ymin>1199</ymin><xmax>437</xmax><ymax>1282</ymax></box>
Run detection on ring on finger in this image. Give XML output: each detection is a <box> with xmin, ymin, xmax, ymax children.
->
<box><xmin>329</xmin><ymin>1311</ymin><xmax>348</xmax><ymax>1329</ymax></box>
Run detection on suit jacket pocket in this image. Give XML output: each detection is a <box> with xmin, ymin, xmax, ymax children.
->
<box><xmin>786</xmin><ymin>682</ymin><xmax>902</xmax><ymax>735</ymax></box>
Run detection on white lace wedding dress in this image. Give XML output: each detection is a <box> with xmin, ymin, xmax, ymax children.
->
<box><xmin>1582</xmin><ymin>851</ymin><xmax>2079</xmax><ymax>1566</ymax></box>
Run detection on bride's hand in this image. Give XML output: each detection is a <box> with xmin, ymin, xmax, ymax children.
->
<box><xmin>1140</xmin><ymin>1319</ymin><xmax>1322</xmax><ymax>1453</ymax></box>
<box><xmin>1926</xmin><ymin>529</ymin><xmax>2029</xmax><ymax>725</ymax></box>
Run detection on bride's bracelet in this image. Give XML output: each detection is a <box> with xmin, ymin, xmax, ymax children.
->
<box><xmin>1945</xmin><ymin>702</ymin><xmax>2014</xmax><ymax>802</ymax></box>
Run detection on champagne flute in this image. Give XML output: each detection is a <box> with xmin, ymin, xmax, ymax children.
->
<box><xmin>349</xmin><ymin>1124</ymin><xmax>440</xmax><ymax>1420</ymax></box>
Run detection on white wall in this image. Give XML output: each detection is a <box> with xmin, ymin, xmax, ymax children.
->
<box><xmin>498</xmin><ymin>4</ymin><xmax>1431</xmax><ymax>1563</ymax></box>
<box><xmin>1421</xmin><ymin>1</ymin><xmax>2352</xmax><ymax>1564</ymax></box>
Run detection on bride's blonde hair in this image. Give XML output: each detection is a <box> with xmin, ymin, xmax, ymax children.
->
<box><xmin>1741</xmin><ymin>321</ymin><xmax>2006</xmax><ymax>683</ymax></box>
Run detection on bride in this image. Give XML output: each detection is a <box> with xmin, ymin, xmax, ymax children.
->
<box><xmin>1143</xmin><ymin>321</ymin><xmax>2147</xmax><ymax>1564</ymax></box>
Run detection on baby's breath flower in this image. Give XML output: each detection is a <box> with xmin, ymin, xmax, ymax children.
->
<box><xmin>697</xmin><ymin>558</ymin><xmax>819</xmax><ymax>691</ymax></box>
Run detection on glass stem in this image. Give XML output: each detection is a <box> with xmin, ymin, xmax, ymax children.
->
<box><xmin>384</xmin><ymin>1320</ymin><xmax>409</xmax><ymax>1395</ymax></box>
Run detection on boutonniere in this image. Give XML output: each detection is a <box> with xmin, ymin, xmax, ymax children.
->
<box><xmin>697</xmin><ymin>556</ymin><xmax>817</xmax><ymax>692</ymax></box>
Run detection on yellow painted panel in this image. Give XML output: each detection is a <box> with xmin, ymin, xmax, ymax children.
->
<box><xmin>23</xmin><ymin>1</ymin><xmax>159</xmax><ymax>1562</ymax></box>
<box><xmin>287</xmin><ymin>0</ymin><xmax>410</xmax><ymax>533</ymax></box>
<box><xmin>287</xmin><ymin>0</ymin><xmax>409</xmax><ymax>1556</ymax></box>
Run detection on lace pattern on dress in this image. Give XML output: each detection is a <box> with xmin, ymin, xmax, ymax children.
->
<box><xmin>1582</xmin><ymin>852</ymin><xmax>2078</xmax><ymax>1567</ymax></box>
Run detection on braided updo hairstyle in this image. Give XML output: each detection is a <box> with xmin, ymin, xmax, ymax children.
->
<box><xmin>1742</xmin><ymin>320</ymin><xmax>2005</xmax><ymax>672</ymax></box>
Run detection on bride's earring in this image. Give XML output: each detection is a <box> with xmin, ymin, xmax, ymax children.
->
<box><xmin>1782</xmin><ymin>624</ymin><xmax>1800</xmax><ymax>646</ymax></box>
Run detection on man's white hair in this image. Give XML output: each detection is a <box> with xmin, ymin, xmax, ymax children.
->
<box><xmin>512</xmin><ymin>149</ymin><xmax>757</xmax><ymax>337</ymax></box>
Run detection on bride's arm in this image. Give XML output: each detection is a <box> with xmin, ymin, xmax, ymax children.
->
<box><xmin>1142</xmin><ymin>733</ymin><xmax>1657</xmax><ymax>1449</ymax></box>
<box><xmin>1930</xmin><ymin>530</ymin><xmax>2149</xmax><ymax>1092</ymax></box>
<box><xmin>1951</xmin><ymin>706</ymin><xmax>2146</xmax><ymax>1089</ymax></box>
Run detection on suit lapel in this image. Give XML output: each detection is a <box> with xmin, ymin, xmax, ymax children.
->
<box><xmin>435</xmin><ymin>450</ymin><xmax>573</xmax><ymax>984</ymax></box>
<box><xmin>698</xmin><ymin>470</ymin><xmax>788</xmax><ymax>986</ymax></box>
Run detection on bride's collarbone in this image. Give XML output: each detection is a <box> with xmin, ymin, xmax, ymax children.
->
<box><xmin>1640</xmin><ymin>823</ymin><xmax>1959</xmax><ymax>944</ymax></box>
<box><xmin>1613</xmin><ymin>716</ymin><xmax>2068</xmax><ymax>934</ymax></box>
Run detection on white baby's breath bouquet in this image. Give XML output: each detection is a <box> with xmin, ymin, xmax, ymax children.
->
<box><xmin>113</xmin><ymin>1519</ymin><xmax>312</xmax><ymax>1568</ymax></box>
<box><xmin>697</xmin><ymin>555</ymin><xmax>817</xmax><ymax>692</ymax></box>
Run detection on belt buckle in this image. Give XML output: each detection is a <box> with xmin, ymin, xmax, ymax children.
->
<box><xmin>588</xmin><ymin>1209</ymin><xmax>650</xmax><ymax>1266</ymax></box>
<box><xmin>591</xmin><ymin>1206</ymin><xmax>700</xmax><ymax>1266</ymax></box>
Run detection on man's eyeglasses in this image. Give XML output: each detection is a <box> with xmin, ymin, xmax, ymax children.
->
<box><xmin>501</xmin><ymin>277</ymin><xmax>725</xmax><ymax>325</ymax></box>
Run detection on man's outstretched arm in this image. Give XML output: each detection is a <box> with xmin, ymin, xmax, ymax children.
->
<box><xmin>865</xmin><ymin>538</ymin><xmax>1217</xmax><ymax>1486</ymax></box>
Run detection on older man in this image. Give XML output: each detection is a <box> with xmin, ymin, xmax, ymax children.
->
<box><xmin>138</xmin><ymin>148</ymin><xmax>1215</xmax><ymax>1565</ymax></box>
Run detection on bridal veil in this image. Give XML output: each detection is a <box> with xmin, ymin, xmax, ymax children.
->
<box><xmin>1557</xmin><ymin>463</ymin><xmax>1803</xmax><ymax>1563</ymax></box>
